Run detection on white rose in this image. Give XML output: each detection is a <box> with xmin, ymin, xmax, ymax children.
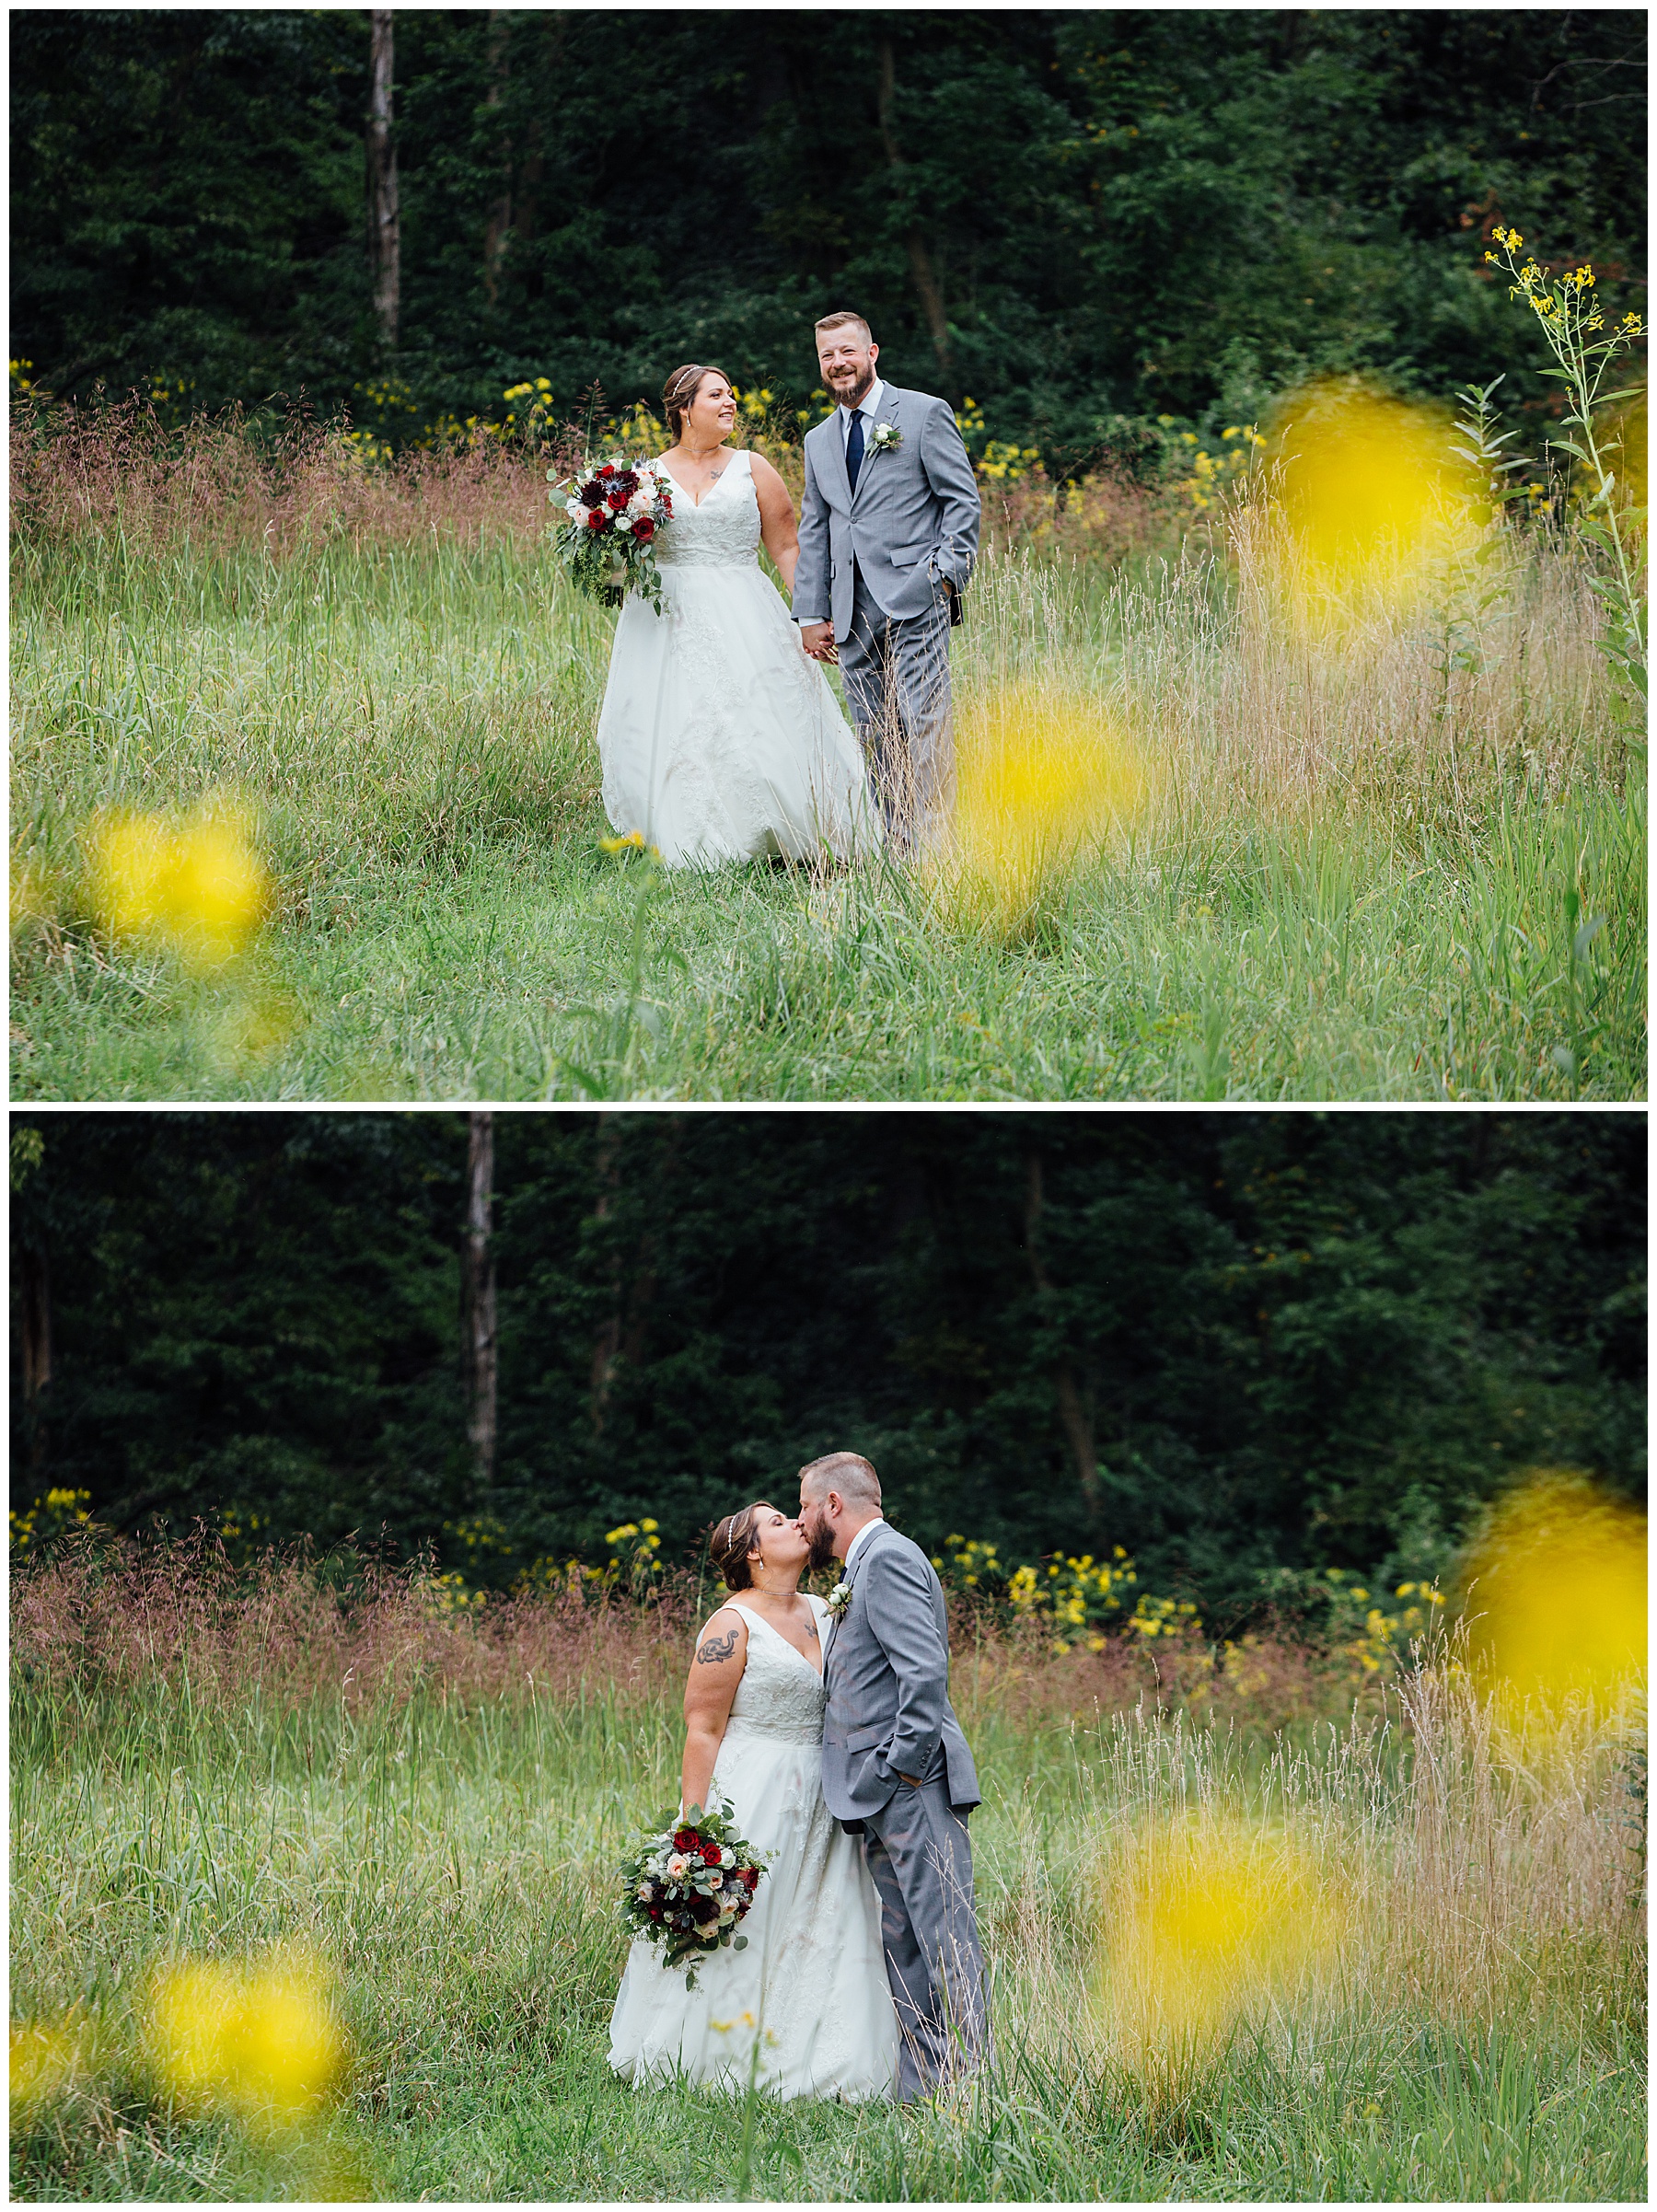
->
<box><xmin>636</xmin><ymin>1882</ymin><xmax>654</xmax><ymax>1900</ymax></box>
<box><xmin>720</xmin><ymin>1847</ymin><xmax>735</xmax><ymax>1868</ymax></box>
<box><xmin>666</xmin><ymin>1853</ymin><xmax>689</xmax><ymax>1879</ymax></box>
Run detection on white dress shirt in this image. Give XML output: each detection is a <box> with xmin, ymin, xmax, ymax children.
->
<box><xmin>842</xmin><ymin>1513</ymin><xmax>885</xmax><ymax>1574</ymax></box>
<box><xmin>839</xmin><ymin>376</ymin><xmax>886</xmax><ymax>451</ymax></box>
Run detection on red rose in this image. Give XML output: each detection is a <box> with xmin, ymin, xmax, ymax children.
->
<box><xmin>585</xmin><ymin>507</ymin><xmax>608</xmax><ymax>530</ymax></box>
<box><xmin>673</xmin><ymin>1826</ymin><xmax>697</xmax><ymax>1851</ymax></box>
<box><xmin>742</xmin><ymin>1867</ymin><xmax>758</xmax><ymax>1888</ymax></box>
<box><xmin>598</xmin><ymin>463</ymin><xmax>615</xmax><ymax>478</ymax></box>
<box><xmin>607</xmin><ymin>488</ymin><xmax>629</xmax><ymax>511</ymax></box>
<box><xmin>701</xmin><ymin>1843</ymin><xmax>722</xmax><ymax>1867</ymax></box>
<box><xmin>632</xmin><ymin>517</ymin><xmax>655</xmax><ymax>541</ymax></box>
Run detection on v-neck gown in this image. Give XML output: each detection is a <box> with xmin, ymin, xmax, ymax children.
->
<box><xmin>608</xmin><ymin>1596</ymin><xmax>898</xmax><ymax>2100</ymax></box>
<box><xmin>594</xmin><ymin>450</ymin><xmax>881</xmax><ymax>868</ymax></box>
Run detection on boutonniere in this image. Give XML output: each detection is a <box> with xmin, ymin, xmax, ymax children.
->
<box><xmin>825</xmin><ymin>1580</ymin><xmax>852</xmax><ymax>1620</ymax></box>
<box><xmin>869</xmin><ymin>422</ymin><xmax>902</xmax><ymax>454</ymax></box>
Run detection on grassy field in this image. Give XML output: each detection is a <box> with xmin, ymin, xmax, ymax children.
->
<box><xmin>10</xmin><ymin>1546</ymin><xmax>1646</xmax><ymax>2201</ymax></box>
<box><xmin>9</xmin><ymin>420</ymin><xmax>1646</xmax><ymax>1100</ymax></box>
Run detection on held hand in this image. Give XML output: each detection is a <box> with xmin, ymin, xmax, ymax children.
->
<box><xmin>800</xmin><ymin>620</ymin><xmax>838</xmax><ymax>665</ymax></box>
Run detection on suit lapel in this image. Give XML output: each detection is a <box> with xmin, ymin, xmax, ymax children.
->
<box><xmin>816</xmin><ymin>411</ymin><xmax>852</xmax><ymax>515</ymax></box>
<box><xmin>824</xmin><ymin>1522</ymin><xmax>886</xmax><ymax>1669</ymax></box>
<box><xmin>852</xmin><ymin>388</ymin><xmax>901</xmax><ymax>510</ymax></box>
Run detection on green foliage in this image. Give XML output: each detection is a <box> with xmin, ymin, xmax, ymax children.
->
<box><xmin>9</xmin><ymin>1112</ymin><xmax>1643</xmax><ymax>1622</ymax></box>
<box><xmin>11</xmin><ymin>12</ymin><xmax>1647</xmax><ymax>448</ymax></box>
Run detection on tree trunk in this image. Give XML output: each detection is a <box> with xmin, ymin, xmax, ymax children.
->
<box><xmin>589</xmin><ymin>1114</ymin><xmax>623</xmax><ymax>1432</ymax></box>
<box><xmin>876</xmin><ymin>38</ymin><xmax>955</xmax><ymax>388</ymax></box>
<box><xmin>1022</xmin><ymin>1150</ymin><xmax>1101</xmax><ymax>1520</ymax></box>
<box><xmin>462</xmin><ymin>1111</ymin><xmax>497</xmax><ymax>1489</ymax></box>
<box><xmin>481</xmin><ymin>10</ymin><xmax>512</xmax><ymax>307</ymax></box>
<box><xmin>18</xmin><ymin>1240</ymin><xmax>51</xmax><ymax>1482</ymax></box>
<box><xmin>367</xmin><ymin>11</ymin><xmax>400</xmax><ymax>350</ymax></box>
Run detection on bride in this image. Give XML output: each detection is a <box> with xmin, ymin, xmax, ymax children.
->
<box><xmin>595</xmin><ymin>365</ymin><xmax>880</xmax><ymax>869</ymax></box>
<box><xmin>608</xmin><ymin>1503</ymin><xmax>898</xmax><ymax>2100</ymax></box>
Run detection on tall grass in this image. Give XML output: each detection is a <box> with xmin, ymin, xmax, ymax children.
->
<box><xmin>10</xmin><ymin>1540</ymin><xmax>1645</xmax><ymax>2200</ymax></box>
<box><xmin>10</xmin><ymin>409</ymin><xmax>1644</xmax><ymax>1099</ymax></box>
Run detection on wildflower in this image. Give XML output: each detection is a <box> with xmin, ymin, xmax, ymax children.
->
<box><xmin>10</xmin><ymin>2018</ymin><xmax>87</xmax><ymax>2118</ymax></box>
<box><xmin>147</xmin><ymin>1950</ymin><xmax>344</xmax><ymax>2133</ymax></box>
<box><xmin>89</xmin><ymin>805</ymin><xmax>269</xmax><ymax>972</ymax></box>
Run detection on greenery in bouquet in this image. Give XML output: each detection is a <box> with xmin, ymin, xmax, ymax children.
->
<box><xmin>550</xmin><ymin>455</ymin><xmax>675</xmax><ymax>614</ymax></box>
<box><xmin>619</xmin><ymin>1792</ymin><xmax>768</xmax><ymax>1990</ymax></box>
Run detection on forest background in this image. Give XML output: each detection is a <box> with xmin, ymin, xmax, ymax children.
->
<box><xmin>10</xmin><ymin>8</ymin><xmax>1649</xmax><ymax>454</ymax></box>
<box><xmin>10</xmin><ymin>1110</ymin><xmax>1645</xmax><ymax>1622</ymax></box>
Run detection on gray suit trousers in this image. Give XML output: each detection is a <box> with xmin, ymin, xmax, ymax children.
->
<box><xmin>839</xmin><ymin>564</ymin><xmax>954</xmax><ymax>854</ymax></box>
<box><xmin>860</xmin><ymin>1752</ymin><xmax>989</xmax><ymax>2099</ymax></box>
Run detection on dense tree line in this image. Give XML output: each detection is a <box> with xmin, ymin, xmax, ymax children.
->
<box><xmin>10</xmin><ymin>1112</ymin><xmax>1644</xmax><ymax>1618</ymax></box>
<box><xmin>10</xmin><ymin>11</ymin><xmax>1646</xmax><ymax>457</ymax></box>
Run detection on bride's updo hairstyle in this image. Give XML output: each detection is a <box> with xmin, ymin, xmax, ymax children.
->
<box><xmin>663</xmin><ymin>363</ymin><xmax>731</xmax><ymax>442</ymax></box>
<box><xmin>708</xmin><ymin>1501</ymin><xmax>773</xmax><ymax>1592</ymax></box>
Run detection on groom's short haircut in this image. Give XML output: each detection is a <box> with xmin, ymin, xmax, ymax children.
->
<box><xmin>799</xmin><ymin>1451</ymin><xmax>881</xmax><ymax>1509</ymax></box>
<box><xmin>815</xmin><ymin>310</ymin><xmax>873</xmax><ymax>344</ymax></box>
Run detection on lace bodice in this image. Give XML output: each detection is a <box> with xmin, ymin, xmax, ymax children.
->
<box><xmin>721</xmin><ymin>1600</ymin><xmax>828</xmax><ymax>1745</ymax></box>
<box><xmin>655</xmin><ymin>450</ymin><xmax>761</xmax><ymax>569</ymax></box>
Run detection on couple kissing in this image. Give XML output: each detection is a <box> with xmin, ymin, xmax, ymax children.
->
<box><xmin>608</xmin><ymin>1451</ymin><xmax>988</xmax><ymax>2102</ymax></box>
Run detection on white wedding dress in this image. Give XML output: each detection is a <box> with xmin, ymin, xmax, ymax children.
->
<box><xmin>608</xmin><ymin>1596</ymin><xmax>898</xmax><ymax>2101</ymax></box>
<box><xmin>595</xmin><ymin>450</ymin><xmax>881</xmax><ymax>868</ymax></box>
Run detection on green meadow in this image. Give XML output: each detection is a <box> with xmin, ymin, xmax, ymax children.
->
<box><xmin>10</xmin><ymin>424</ymin><xmax>1644</xmax><ymax>1102</ymax></box>
<box><xmin>9</xmin><ymin>1550</ymin><xmax>1645</xmax><ymax>2201</ymax></box>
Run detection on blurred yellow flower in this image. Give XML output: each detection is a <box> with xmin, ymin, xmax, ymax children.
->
<box><xmin>90</xmin><ymin>805</ymin><xmax>269</xmax><ymax>971</ymax></box>
<box><xmin>1099</xmin><ymin>1816</ymin><xmax>1344</xmax><ymax>2057</ymax></box>
<box><xmin>1462</xmin><ymin>1472</ymin><xmax>1645</xmax><ymax>1727</ymax></box>
<box><xmin>952</xmin><ymin>685</ymin><xmax>1147</xmax><ymax>923</ymax></box>
<box><xmin>1270</xmin><ymin>381</ymin><xmax>1481</xmax><ymax>614</ymax></box>
<box><xmin>147</xmin><ymin>1949</ymin><xmax>345</xmax><ymax>2132</ymax></box>
<box><xmin>10</xmin><ymin>2017</ymin><xmax>87</xmax><ymax>2119</ymax></box>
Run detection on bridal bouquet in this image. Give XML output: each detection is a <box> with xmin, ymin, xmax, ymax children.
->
<box><xmin>619</xmin><ymin>1793</ymin><xmax>768</xmax><ymax>1988</ymax></box>
<box><xmin>550</xmin><ymin>456</ymin><xmax>676</xmax><ymax>613</ymax></box>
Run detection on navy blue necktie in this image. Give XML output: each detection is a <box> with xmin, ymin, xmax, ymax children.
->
<box><xmin>846</xmin><ymin>407</ymin><xmax>864</xmax><ymax>492</ymax></box>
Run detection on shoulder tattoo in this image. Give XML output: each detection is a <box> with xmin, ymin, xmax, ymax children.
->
<box><xmin>697</xmin><ymin>1624</ymin><xmax>740</xmax><ymax>1665</ymax></box>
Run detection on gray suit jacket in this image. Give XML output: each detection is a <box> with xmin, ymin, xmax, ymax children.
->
<box><xmin>793</xmin><ymin>386</ymin><xmax>981</xmax><ymax>643</ymax></box>
<box><xmin>820</xmin><ymin>1522</ymin><xmax>981</xmax><ymax>1822</ymax></box>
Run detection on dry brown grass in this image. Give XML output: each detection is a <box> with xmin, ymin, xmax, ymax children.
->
<box><xmin>13</xmin><ymin>1533</ymin><xmax>1389</xmax><ymax>1739</ymax></box>
<box><xmin>10</xmin><ymin>400</ymin><xmax>554</xmax><ymax>558</ymax></box>
<box><xmin>10</xmin><ymin>399</ymin><xmax>1168</xmax><ymax>568</ymax></box>
<box><xmin>10</xmin><ymin>1533</ymin><xmax>690</xmax><ymax>1715</ymax></box>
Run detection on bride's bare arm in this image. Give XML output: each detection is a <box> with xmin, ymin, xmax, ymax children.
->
<box><xmin>681</xmin><ymin>1606</ymin><xmax>747</xmax><ymax>1816</ymax></box>
<box><xmin>749</xmin><ymin>452</ymin><xmax>803</xmax><ymax>597</ymax></box>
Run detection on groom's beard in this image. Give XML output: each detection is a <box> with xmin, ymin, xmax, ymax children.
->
<box><xmin>805</xmin><ymin>1521</ymin><xmax>839</xmax><ymax>1574</ymax></box>
<box><xmin>829</xmin><ymin>367</ymin><xmax>875</xmax><ymax>412</ymax></box>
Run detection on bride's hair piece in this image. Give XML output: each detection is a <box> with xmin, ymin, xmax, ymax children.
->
<box><xmin>798</xmin><ymin>1452</ymin><xmax>881</xmax><ymax>1510</ymax></box>
<box><xmin>708</xmin><ymin>1501</ymin><xmax>775</xmax><ymax>1592</ymax></box>
<box><xmin>663</xmin><ymin>363</ymin><xmax>731</xmax><ymax>442</ymax></box>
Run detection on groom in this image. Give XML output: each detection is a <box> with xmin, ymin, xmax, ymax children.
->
<box><xmin>793</xmin><ymin>312</ymin><xmax>981</xmax><ymax>852</ymax></box>
<box><xmin>798</xmin><ymin>1450</ymin><xmax>988</xmax><ymax>2099</ymax></box>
